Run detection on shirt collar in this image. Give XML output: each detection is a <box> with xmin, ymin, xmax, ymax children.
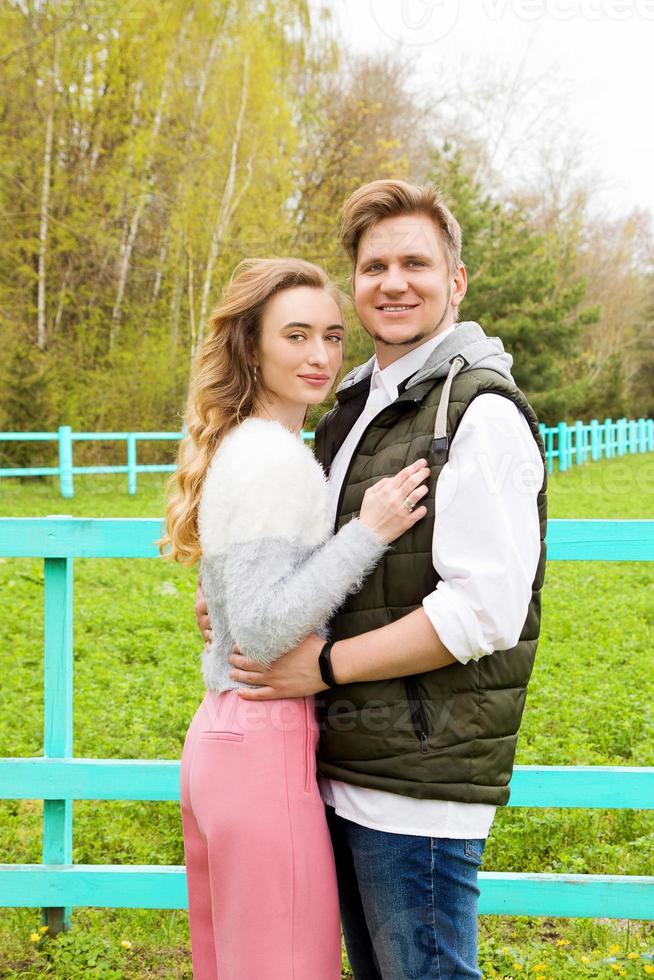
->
<box><xmin>370</xmin><ymin>324</ymin><xmax>456</xmax><ymax>402</ymax></box>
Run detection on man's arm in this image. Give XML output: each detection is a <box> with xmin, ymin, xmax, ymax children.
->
<box><xmin>331</xmin><ymin>607</ymin><xmax>457</xmax><ymax>681</ymax></box>
<box><xmin>229</xmin><ymin>393</ymin><xmax>543</xmax><ymax>700</ymax></box>
<box><xmin>229</xmin><ymin>610</ymin><xmax>455</xmax><ymax>700</ymax></box>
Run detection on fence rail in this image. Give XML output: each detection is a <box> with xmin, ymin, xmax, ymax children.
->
<box><xmin>1</xmin><ymin>416</ymin><xmax>653</xmax><ymax>497</ymax></box>
<box><xmin>0</xmin><ymin>516</ymin><xmax>653</xmax><ymax>930</ymax></box>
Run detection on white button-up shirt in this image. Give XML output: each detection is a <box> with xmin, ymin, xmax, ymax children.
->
<box><xmin>319</xmin><ymin>328</ymin><xmax>544</xmax><ymax>839</ymax></box>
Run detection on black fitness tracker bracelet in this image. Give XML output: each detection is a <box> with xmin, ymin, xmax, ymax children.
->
<box><xmin>318</xmin><ymin>640</ymin><xmax>337</xmax><ymax>688</ymax></box>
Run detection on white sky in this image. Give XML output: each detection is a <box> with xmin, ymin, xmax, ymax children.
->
<box><xmin>329</xmin><ymin>0</ymin><xmax>654</xmax><ymax>219</ymax></box>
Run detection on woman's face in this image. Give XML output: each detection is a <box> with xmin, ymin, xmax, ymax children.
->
<box><xmin>256</xmin><ymin>286</ymin><xmax>345</xmax><ymax>414</ymax></box>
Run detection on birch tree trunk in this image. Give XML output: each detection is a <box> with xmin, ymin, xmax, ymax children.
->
<box><xmin>187</xmin><ymin>243</ymin><xmax>197</xmax><ymax>360</ymax></box>
<box><xmin>194</xmin><ymin>55</ymin><xmax>252</xmax><ymax>355</ymax></box>
<box><xmin>168</xmin><ymin>30</ymin><xmax>223</xmax><ymax>353</ymax></box>
<box><xmin>37</xmin><ymin>36</ymin><xmax>59</xmax><ymax>351</ymax></box>
<box><xmin>109</xmin><ymin>67</ymin><xmax>171</xmax><ymax>349</ymax></box>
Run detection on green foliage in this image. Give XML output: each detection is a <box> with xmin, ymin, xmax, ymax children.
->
<box><xmin>1</xmin><ymin>3</ymin><xmax>649</xmax><ymax>435</ymax></box>
<box><xmin>0</xmin><ymin>335</ymin><xmax>53</xmax><ymax>468</ymax></box>
<box><xmin>27</xmin><ymin>927</ymin><xmax>127</xmax><ymax>978</ymax></box>
<box><xmin>0</xmin><ymin>0</ymin><xmax>312</xmax><ymax>430</ymax></box>
<box><xmin>428</xmin><ymin>146</ymin><xmax>602</xmax><ymax>424</ymax></box>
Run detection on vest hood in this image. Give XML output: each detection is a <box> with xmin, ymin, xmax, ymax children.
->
<box><xmin>336</xmin><ymin>321</ymin><xmax>515</xmax><ymax>394</ymax></box>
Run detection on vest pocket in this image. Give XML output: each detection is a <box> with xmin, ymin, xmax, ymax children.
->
<box><xmin>403</xmin><ymin>677</ymin><xmax>430</xmax><ymax>753</ymax></box>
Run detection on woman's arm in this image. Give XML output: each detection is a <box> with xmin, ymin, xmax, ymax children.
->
<box><xmin>204</xmin><ymin>517</ymin><xmax>386</xmax><ymax>667</ymax></box>
<box><xmin>199</xmin><ymin>419</ymin><xmax>428</xmax><ymax>666</ymax></box>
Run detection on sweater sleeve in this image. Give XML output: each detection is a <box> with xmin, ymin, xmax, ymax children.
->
<box><xmin>213</xmin><ymin>518</ymin><xmax>386</xmax><ymax>665</ymax></box>
<box><xmin>198</xmin><ymin>419</ymin><xmax>387</xmax><ymax>666</ymax></box>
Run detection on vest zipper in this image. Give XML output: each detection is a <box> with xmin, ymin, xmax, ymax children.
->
<box><xmin>404</xmin><ymin>676</ymin><xmax>430</xmax><ymax>753</ymax></box>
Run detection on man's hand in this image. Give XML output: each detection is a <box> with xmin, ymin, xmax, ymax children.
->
<box><xmin>195</xmin><ymin>577</ymin><xmax>212</xmax><ymax>649</ymax></box>
<box><xmin>229</xmin><ymin>633</ymin><xmax>327</xmax><ymax>700</ymax></box>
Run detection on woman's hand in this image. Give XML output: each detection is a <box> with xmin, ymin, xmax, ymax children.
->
<box><xmin>358</xmin><ymin>458</ymin><xmax>430</xmax><ymax>545</ymax></box>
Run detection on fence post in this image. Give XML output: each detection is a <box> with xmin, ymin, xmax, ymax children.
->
<box><xmin>648</xmin><ymin>419</ymin><xmax>654</xmax><ymax>452</ymax></box>
<box><xmin>590</xmin><ymin>419</ymin><xmax>600</xmax><ymax>461</ymax></box>
<box><xmin>628</xmin><ymin>419</ymin><xmax>637</xmax><ymax>454</ymax></box>
<box><xmin>574</xmin><ymin>421</ymin><xmax>584</xmax><ymax>465</ymax></box>
<box><xmin>617</xmin><ymin>418</ymin><xmax>626</xmax><ymax>456</ymax></box>
<box><xmin>604</xmin><ymin>419</ymin><xmax>613</xmax><ymax>459</ymax></box>
<box><xmin>557</xmin><ymin>422</ymin><xmax>569</xmax><ymax>471</ymax></box>
<box><xmin>538</xmin><ymin>424</ymin><xmax>548</xmax><ymax>470</ymax></box>
<box><xmin>58</xmin><ymin>426</ymin><xmax>74</xmax><ymax>499</ymax></box>
<box><xmin>637</xmin><ymin>418</ymin><xmax>647</xmax><ymax>453</ymax></box>
<box><xmin>545</xmin><ymin>427</ymin><xmax>554</xmax><ymax>473</ymax></box>
<box><xmin>42</xmin><ymin>552</ymin><xmax>74</xmax><ymax>934</ymax></box>
<box><xmin>127</xmin><ymin>435</ymin><xmax>137</xmax><ymax>495</ymax></box>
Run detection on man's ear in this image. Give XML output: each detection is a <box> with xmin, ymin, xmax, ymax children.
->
<box><xmin>451</xmin><ymin>264</ymin><xmax>467</xmax><ymax>311</ymax></box>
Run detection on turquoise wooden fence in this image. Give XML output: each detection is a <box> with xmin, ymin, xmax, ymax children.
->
<box><xmin>1</xmin><ymin>417</ymin><xmax>653</xmax><ymax>497</ymax></box>
<box><xmin>0</xmin><ymin>517</ymin><xmax>653</xmax><ymax>932</ymax></box>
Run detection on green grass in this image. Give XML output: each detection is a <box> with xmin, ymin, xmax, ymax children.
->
<box><xmin>0</xmin><ymin>454</ymin><xmax>653</xmax><ymax>978</ymax></box>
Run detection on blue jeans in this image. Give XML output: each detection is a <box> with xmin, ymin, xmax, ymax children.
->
<box><xmin>326</xmin><ymin>807</ymin><xmax>485</xmax><ymax>980</ymax></box>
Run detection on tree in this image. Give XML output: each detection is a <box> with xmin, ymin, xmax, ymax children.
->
<box><xmin>0</xmin><ymin>331</ymin><xmax>52</xmax><ymax>468</ymax></box>
<box><xmin>428</xmin><ymin>147</ymin><xmax>600</xmax><ymax>423</ymax></box>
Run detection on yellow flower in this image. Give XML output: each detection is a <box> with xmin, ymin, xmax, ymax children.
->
<box><xmin>501</xmin><ymin>947</ymin><xmax>510</xmax><ymax>955</ymax></box>
<box><xmin>532</xmin><ymin>965</ymin><xmax>547</xmax><ymax>972</ymax></box>
<box><xmin>555</xmin><ymin>939</ymin><xmax>570</xmax><ymax>947</ymax></box>
<box><xmin>29</xmin><ymin>932</ymin><xmax>40</xmax><ymax>942</ymax></box>
<box><xmin>644</xmin><ymin>966</ymin><xmax>654</xmax><ymax>975</ymax></box>
<box><xmin>120</xmin><ymin>939</ymin><xmax>132</xmax><ymax>949</ymax></box>
<box><xmin>581</xmin><ymin>956</ymin><xmax>590</xmax><ymax>964</ymax></box>
<box><xmin>513</xmin><ymin>965</ymin><xmax>523</xmax><ymax>973</ymax></box>
<box><xmin>609</xmin><ymin>944</ymin><xmax>621</xmax><ymax>955</ymax></box>
<box><xmin>39</xmin><ymin>925</ymin><xmax>49</xmax><ymax>933</ymax></box>
<box><xmin>627</xmin><ymin>952</ymin><xmax>639</xmax><ymax>959</ymax></box>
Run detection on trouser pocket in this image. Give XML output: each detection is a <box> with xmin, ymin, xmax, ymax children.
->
<box><xmin>304</xmin><ymin>698</ymin><xmax>316</xmax><ymax>794</ymax></box>
<box><xmin>199</xmin><ymin>732</ymin><xmax>244</xmax><ymax>742</ymax></box>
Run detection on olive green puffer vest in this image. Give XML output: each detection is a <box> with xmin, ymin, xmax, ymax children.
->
<box><xmin>313</xmin><ymin>367</ymin><xmax>547</xmax><ymax>806</ymax></box>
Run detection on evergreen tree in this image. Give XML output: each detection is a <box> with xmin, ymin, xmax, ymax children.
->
<box><xmin>0</xmin><ymin>333</ymin><xmax>52</xmax><ymax>469</ymax></box>
<box><xmin>428</xmin><ymin>147</ymin><xmax>600</xmax><ymax>423</ymax></box>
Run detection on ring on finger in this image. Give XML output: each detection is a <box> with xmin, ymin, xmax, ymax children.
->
<box><xmin>403</xmin><ymin>496</ymin><xmax>416</xmax><ymax>512</ymax></box>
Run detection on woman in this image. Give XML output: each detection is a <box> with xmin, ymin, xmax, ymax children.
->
<box><xmin>161</xmin><ymin>258</ymin><xmax>430</xmax><ymax>980</ymax></box>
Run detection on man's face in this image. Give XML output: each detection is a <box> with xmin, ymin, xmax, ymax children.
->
<box><xmin>353</xmin><ymin>213</ymin><xmax>467</xmax><ymax>369</ymax></box>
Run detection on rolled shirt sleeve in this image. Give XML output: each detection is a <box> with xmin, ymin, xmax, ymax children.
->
<box><xmin>422</xmin><ymin>393</ymin><xmax>544</xmax><ymax>665</ymax></box>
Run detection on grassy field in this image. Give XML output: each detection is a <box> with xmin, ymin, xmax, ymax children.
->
<box><xmin>0</xmin><ymin>453</ymin><xmax>653</xmax><ymax>978</ymax></box>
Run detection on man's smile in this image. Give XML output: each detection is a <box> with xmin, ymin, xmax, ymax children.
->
<box><xmin>376</xmin><ymin>303</ymin><xmax>419</xmax><ymax>314</ymax></box>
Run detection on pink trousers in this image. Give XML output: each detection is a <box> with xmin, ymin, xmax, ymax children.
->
<box><xmin>180</xmin><ymin>689</ymin><xmax>341</xmax><ymax>980</ymax></box>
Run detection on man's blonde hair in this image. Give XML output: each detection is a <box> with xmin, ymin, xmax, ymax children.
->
<box><xmin>340</xmin><ymin>179</ymin><xmax>462</xmax><ymax>274</ymax></box>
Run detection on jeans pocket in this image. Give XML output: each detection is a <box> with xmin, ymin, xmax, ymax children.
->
<box><xmin>464</xmin><ymin>838</ymin><xmax>486</xmax><ymax>863</ymax></box>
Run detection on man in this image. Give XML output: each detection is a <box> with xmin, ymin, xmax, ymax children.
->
<box><xmin>196</xmin><ymin>179</ymin><xmax>547</xmax><ymax>979</ymax></box>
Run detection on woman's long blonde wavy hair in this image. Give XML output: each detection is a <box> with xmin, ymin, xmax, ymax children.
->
<box><xmin>160</xmin><ymin>257</ymin><xmax>346</xmax><ymax>566</ymax></box>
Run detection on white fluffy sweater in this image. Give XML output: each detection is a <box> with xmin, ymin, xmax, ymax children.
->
<box><xmin>197</xmin><ymin>417</ymin><xmax>387</xmax><ymax>693</ymax></box>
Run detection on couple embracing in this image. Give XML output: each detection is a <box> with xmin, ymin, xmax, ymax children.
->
<box><xmin>161</xmin><ymin>178</ymin><xmax>547</xmax><ymax>980</ymax></box>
